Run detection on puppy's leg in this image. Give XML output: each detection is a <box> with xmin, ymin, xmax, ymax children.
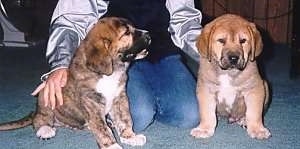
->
<box><xmin>33</xmin><ymin>91</ymin><xmax>56</xmax><ymax>139</ymax></box>
<box><xmin>111</xmin><ymin>91</ymin><xmax>146</xmax><ymax>146</ymax></box>
<box><xmin>191</xmin><ymin>84</ymin><xmax>217</xmax><ymax>138</ymax></box>
<box><xmin>244</xmin><ymin>82</ymin><xmax>271</xmax><ymax>139</ymax></box>
<box><xmin>83</xmin><ymin>97</ymin><xmax>120</xmax><ymax>149</ymax></box>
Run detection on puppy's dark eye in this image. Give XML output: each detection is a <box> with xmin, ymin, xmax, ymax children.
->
<box><xmin>240</xmin><ymin>38</ymin><xmax>247</xmax><ymax>44</ymax></box>
<box><xmin>117</xmin><ymin>53</ymin><xmax>123</xmax><ymax>58</ymax></box>
<box><xmin>217</xmin><ymin>38</ymin><xmax>226</xmax><ymax>44</ymax></box>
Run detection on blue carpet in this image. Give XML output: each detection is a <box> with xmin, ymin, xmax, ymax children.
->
<box><xmin>0</xmin><ymin>43</ymin><xmax>299</xmax><ymax>149</ymax></box>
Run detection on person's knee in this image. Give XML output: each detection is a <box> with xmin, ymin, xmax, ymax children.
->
<box><xmin>179</xmin><ymin>105</ymin><xmax>199</xmax><ymax>128</ymax></box>
<box><xmin>126</xmin><ymin>61</ymin><xmax>157</xmax><ymax>132</ymax></box>
<box><xmin>157</xmin><ymin>100</ymin><xmax>199</xmax><ymax>128</ymax></box>
<box><xmin>127</xmin><ymin>84</ymin><xmax>156</xmax><ymax>132</ymax></box>
<box><xmin>130</xmin><ymin>103</ymin><xmax>156</xmax><ymax>132</ymax></box>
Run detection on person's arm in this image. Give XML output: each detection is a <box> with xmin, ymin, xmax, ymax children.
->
<box><xmin>165</xmin><ymin>0</ymin><xmax>202</xmax><ymax>63</ymax></box>
<box><xmin>43</xmin><ymin>0</ymin><xmax>109</xmax><ymax>79</ymax></box>
<box><xmin>32</xmin><ymin>0</ymin><xmax>109</xmax><ymax>109</ymax></box>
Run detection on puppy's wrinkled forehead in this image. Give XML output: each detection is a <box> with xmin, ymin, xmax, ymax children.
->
<box><xmin>213</xmin><ymin>18</ymin><xmax>251</xmax><ymax>41</ymax></box>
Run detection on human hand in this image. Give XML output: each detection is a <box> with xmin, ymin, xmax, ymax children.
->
<box><xmin>31</xmin><ymin>68</ymin><xmax>68</xmax><ymax>109</ymax></box>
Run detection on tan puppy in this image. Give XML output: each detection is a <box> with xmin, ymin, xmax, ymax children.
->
<box><xmin>190</xmin><ymin>14</ymin><xmax>271</xmax><ymax>139</ymax></box>
<box><xmin>0</xmin><ymin>17</ymin><xmax>151</xmax><ymax>149</ymax></box>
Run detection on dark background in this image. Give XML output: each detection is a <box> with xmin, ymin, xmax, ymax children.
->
<box><xmin>0</xmin><ymin>0</ymin><xmax>298</xmax><ymax>48</ymax></box>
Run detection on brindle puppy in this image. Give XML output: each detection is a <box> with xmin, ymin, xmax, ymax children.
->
<box><xmin>0</xmin><ymin>17</ymin><xmax>151</xmax><ymax>149</ymax></box>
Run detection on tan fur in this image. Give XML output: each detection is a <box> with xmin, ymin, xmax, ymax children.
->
<box><xmin>0</xmin><ymin>17</ymin><xmax>150</xmax><ymax>149</ymax></box>
<box><xmin>190</xmin><ymin>14</ymin><xmax>271</xmax><ymax>140</ymax></box>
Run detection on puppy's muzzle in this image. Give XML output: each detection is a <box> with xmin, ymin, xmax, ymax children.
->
<box><xmin>121</xmin><ymin>29</ymin><xmax>151</xmax><ymax>62</ymax></box>
<box><xmin>220</xmin><ymin>50</ymin><xmax>245</xmax><ymax>70</ymax></box>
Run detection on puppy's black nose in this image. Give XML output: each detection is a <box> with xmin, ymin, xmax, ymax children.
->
<box><xmin>228</xmin><ymin>55</ymin><xmax>239</xmax><ymax>65</ymax></box>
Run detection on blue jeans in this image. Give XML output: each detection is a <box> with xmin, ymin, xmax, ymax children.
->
<box><xmin>127</xmin><ymin>54</ymin><xmax>199</xmax><ymax>132</ymax></box>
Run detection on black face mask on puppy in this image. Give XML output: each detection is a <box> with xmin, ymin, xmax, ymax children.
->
<box><xmin>121</xmin><ymin>29</ymin><xmax>151</xmax><ymax>62</ymax></box>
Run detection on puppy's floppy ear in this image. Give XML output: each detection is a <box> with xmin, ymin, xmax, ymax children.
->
<box><xmin>196</xmin><ymin>22</ymin><xmax>216</xmax><ymax>62</ymax></box>
<box><xmin>86</xmin><ymin>38</ymin><xmax>113</xmax><ymax>75</ymax></box>
<box><xmin>247</xmin><ymin>23</ymin><xmax>263</xmax><ymax>61</ymax></box>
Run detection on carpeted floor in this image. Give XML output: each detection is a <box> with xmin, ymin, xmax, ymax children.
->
<box><xmin>0</xmin><ymin>43</ymin><xmax>299</xmax><ymax>149</ymax></box>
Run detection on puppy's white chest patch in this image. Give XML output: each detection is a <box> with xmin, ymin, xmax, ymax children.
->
<box><xmin>217</xmin><ymin>74</ymin><xmax>237</xmax><ymax>110</ymax></box>
<box><xmin>96</xmin><ymin>71</ymin><xmax>124</xmax><ymax>114</ymax></box>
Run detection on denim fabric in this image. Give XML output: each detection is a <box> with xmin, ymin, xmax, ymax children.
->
<box><xmin>127</xmin><ymin>54</ymin><xmax>199</xmax><ymax>132</ymax></box>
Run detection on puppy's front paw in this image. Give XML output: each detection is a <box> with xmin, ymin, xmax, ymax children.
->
<box><xmin>190</xmin><ymin>126</ymin><xmax>215</xmax><ymax>138</ymax></box>
<box><xmin>36</xmin><ymin>125</ymin><xmax>56</xmax><ymax>139</ymax></box>
<box><xmin>247</xmin><ymin>126</ymin><xmax>271</xmax><ymax>139</ymax></box>
<box><xmin>105</xmin><ymin>143</ymin><xmax>122</xmax><ymax>149</ymax></box>
<box><xmin>120</xmin><ymin>134</ymin><xmax>146</xmax><ymax>146</ymax></box>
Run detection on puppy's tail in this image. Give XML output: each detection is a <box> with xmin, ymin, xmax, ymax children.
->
<box><xmin>0</xmin><ymin>112</ymin><xmax>34</xmax><ymax>131</ymax></box>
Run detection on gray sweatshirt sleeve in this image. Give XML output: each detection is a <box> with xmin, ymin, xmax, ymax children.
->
<box><xmin>41</xmin><ymin>0</ymin><xmax>109</xmax><ymax>80</ymax></box>
<box><xmin>166</xmin><ymin>0</ymin><xmax>202</xmax><ymax>62</ymax></box>
<box><xmin>46</xmin><ymin>0</ymin><xmax>109</xmax><ymax>69</ymax></box>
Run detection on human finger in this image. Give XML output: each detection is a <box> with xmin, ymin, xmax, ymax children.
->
<box><xmin>60</xmin><ymin>71</ymin><xmax>68</xmax><ymax>87</ymax></box>
<box><xmin>55</xmin><ymin>81</ymin><xmax>64</xmax><ymax>106</ymax></box>
<box><xmin>31</xmin><ymin>82</ymin><xmax>46</xmax><ymax>96</ymax></box>
<box><xmin>49</xmin><ymin>81</ymin><xmax>56</xmax><ymax>110</ymax></box>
